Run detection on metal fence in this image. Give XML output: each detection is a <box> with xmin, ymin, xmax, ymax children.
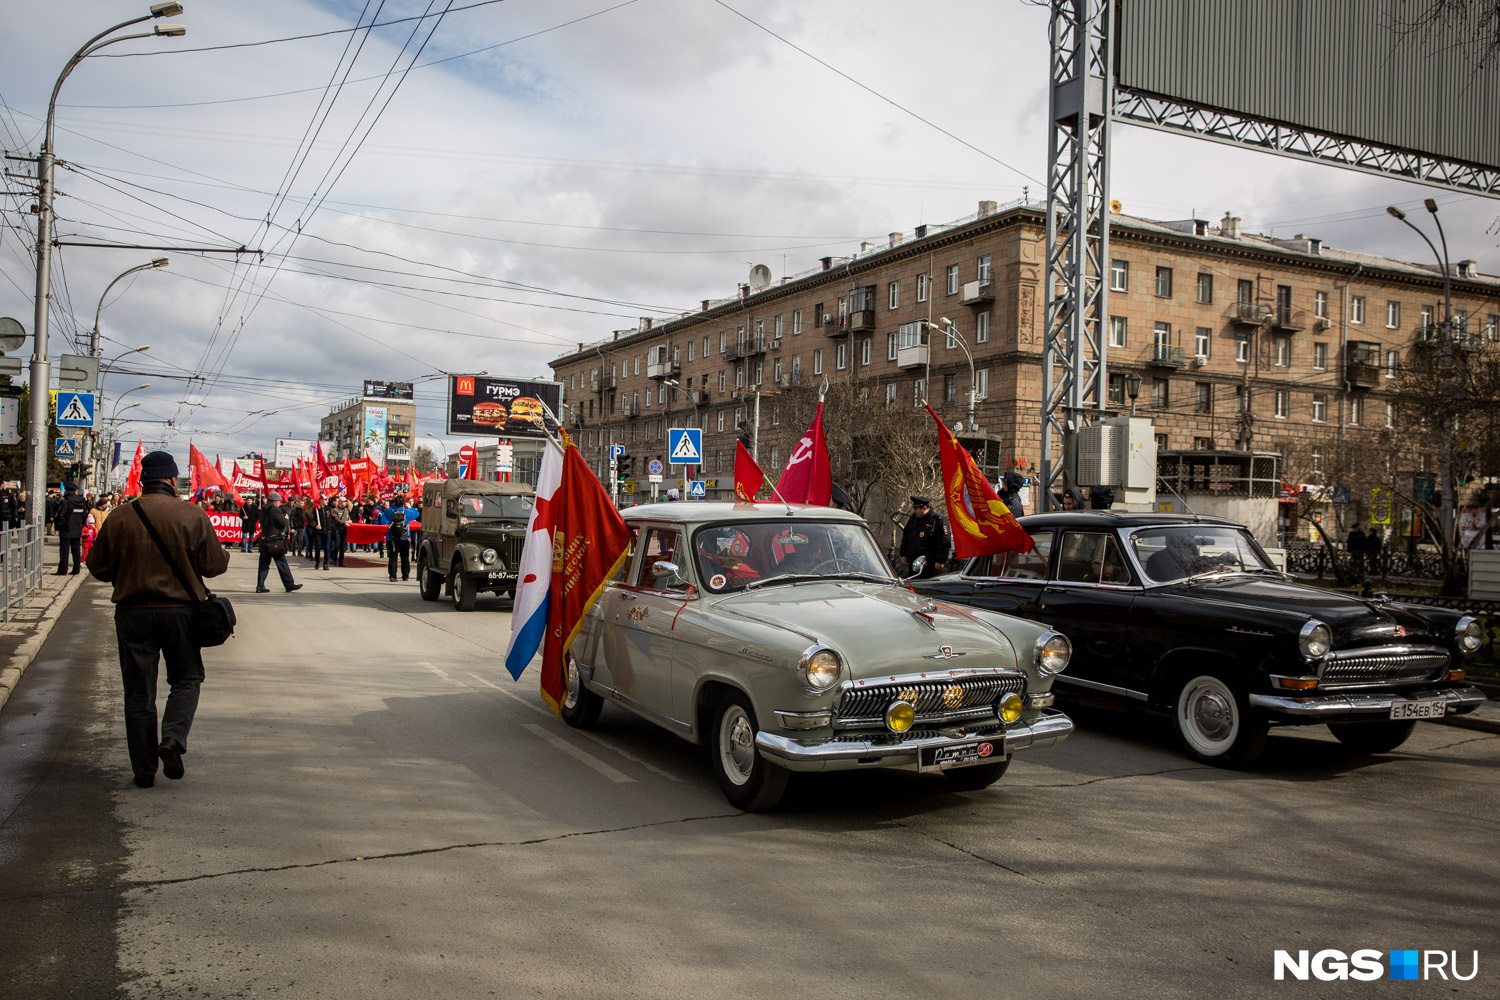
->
<box><xmin>1</xmin><ymin>525</ymin><xmax>48</xmax><ymax>623</ymax></box>
<box><xmin>1285</xmin><ymin>547</ymin><xmax>1450</xmax><ymax>580</ymax></box>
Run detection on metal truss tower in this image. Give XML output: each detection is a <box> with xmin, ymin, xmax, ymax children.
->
<box><xmin>1040</xmin><ymin>0</ymin><xmax>1113</xmax><ymax>510</ymax></box>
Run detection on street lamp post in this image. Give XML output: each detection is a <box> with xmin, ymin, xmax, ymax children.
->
<box><xmin>82</xmin><ymin>258</ymin><xmax>164</xmax><ymax>489</ymax></box>
<box><xmin>28</xmin><ymin>5</ymin><xmax>185</xmax><ymax>524</ymax></box>
<box><xmin>924</xmin><ymin>318</ymin><xmax>979</xmax><ymax>431</ymax></box>
<box><xmin>1125</xmin><ymin>371</ymin><xmax>1142</xmax><ymax>417</ymax></box>
<box><xmin>89</xmin><ymin>344</ymin><xmax>149</xmax><ymax>485</ymax></box>
<box><xmin>1386</xmin><ymin>201</ymin><xmax>1457</xmax><ymax>553</ymax></box>
<box><xmin>424</xmin><ymin>433</ymin><xmax>448</xmax><ymax>474</ymax></box>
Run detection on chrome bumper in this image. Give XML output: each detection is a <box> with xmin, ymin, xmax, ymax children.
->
<box><xmin>1248</xmin><ymin>685</ymin><xmax>1487</xmax><ymax>718</ymax></box>
<box><xmin>754</xmin><ymin>709</ymin><xmax>1074</xmax><ymax>772</ymax></box>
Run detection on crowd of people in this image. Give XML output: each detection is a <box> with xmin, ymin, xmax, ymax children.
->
<box><xmin>232</xmin><ymin>491</ymin><xmax>421</xmax><ymax>591</ymax></box>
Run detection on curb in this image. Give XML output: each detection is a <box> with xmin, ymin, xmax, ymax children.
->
<box><xmin>0</xmin><ymin>572</ymin><xmax>88</xmax><ymax>716</ymax></box>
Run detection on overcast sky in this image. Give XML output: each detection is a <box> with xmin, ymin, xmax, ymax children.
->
<box><xmin>1</xmin><ymin>0</ymin><xmax>1495</xmax><ymax>465</ymax></box>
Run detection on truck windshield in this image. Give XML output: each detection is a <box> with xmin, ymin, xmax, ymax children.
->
<box><xmin>461</xmin><ymin>495</ymin><xmax>533</xmax><ymax>519</ymax></box>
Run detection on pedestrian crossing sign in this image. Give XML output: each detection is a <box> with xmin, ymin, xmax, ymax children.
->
<box><xmin>55</xmin><ymin>390</ymin><xmax>95</xmax><ymax>428</ymax></box>
<box><xmin>667</xmin><ymin>427</ymin><xmax>702</xmax><ymax>465</ymax></box>
<box><xmin>688</xmin><ymin>480</ymin><xmax>706</xmax><ymax>499</ymax></box>
<box><xmin>54</xmin><ymin>437</ymin><xmax>77</xmax><ymax>459</ymax></box>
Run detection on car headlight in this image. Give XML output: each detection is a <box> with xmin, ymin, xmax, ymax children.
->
<box><xmin>1034</xmin><ymin>631</ymin><xmax>1071</xmax><ymax>676</ymax></box>
<box><xmin>885</xmin><ymin>700</ymin><xmax>915</xmax><ymax>733</ymax></box>
<box><xmin>481</xmin><ymin>548</ymin><xmax>497</xmax><ymax>564</ymax></box>
<box><xmin>1299</xmin><ymin>620</ymin><xmax>1332</xmax><ymax>659</ymax></box>
<box><xmin>997</xmin><ymin>691</ymin><xmax>1024</xmax><ymax>724</ymax></box>
<box><xmin>1456</xmin><ymin>616</ymin><xmax>1484</xmax><ymax>654</ymax></box>
<box><xmin>798</xmin><ymin>645</ymin><xmax>843</xmax><ymax>693</ymax></box>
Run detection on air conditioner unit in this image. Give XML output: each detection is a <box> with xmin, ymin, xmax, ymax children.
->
<box><xmin>821</xmin><ymin>314</ymin><xmax>835</xmax><ymax>324</ymax></box>
<box><xmin>1314</xmin><ymin>316</ymin><xmax>1332</xmax><ymax>329</ymax></box>
<box><xmin>1192</xmin><ymin>355</ymin><xmax>1207</xmax><ymax>367</ymax></box>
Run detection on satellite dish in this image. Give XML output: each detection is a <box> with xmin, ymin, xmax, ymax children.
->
<box><xmin>0</xmin><ymin>316</ymin><xmax>25</xmax><ymax>353</ymax></box>
<box><xmin>748</xmin><ymin>264</ymin><xmax>772</xmax><ymax>289</ymax></box>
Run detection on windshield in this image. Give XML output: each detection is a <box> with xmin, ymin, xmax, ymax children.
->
<box><xmin>461</xmin><ymin>494</ymin><xmax>533</xmax><ymax>519</ymax></box>
<box><xmin>1130</xmin><ymin>525</ymin><xmax>1276</xmax><ymax>584</ymax></box>
<box><xmin>692</xmin><ymin>520</ymin><xmax>894</xmax><ymax>593</ymax></box>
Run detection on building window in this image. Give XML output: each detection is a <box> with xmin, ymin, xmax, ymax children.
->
<box><xmin>1275</xmin><ymin>336</ymin><xmax>1291</xmax><ymax>366</ymax></box>
<box><xmin>1110</xmin><ymin>259</ymin><xmax>1128</xmax><ymax>292</ymax></box>
<box><xmin>888</xmin><ymin>281</ymin><xmax>899</xmax><ymax>310</ymax></box>
<box><xmin>1153</xmin><ymin>321</ymin><xmax>1172</xmax><ymax>350</ymax></box>
<box><xmin>1385</xmin><ymin>350</ymin><xmax>1399</xmax><ymax>378</ymax></box>
<box><xmin>753</xmin><ymin>362</ymin><xmax>762</xmax><ymax>386</ymax></box>
<box><xmin>773</xmin><ymin>358</ymin><xmax>782</xmax><ymax>381</ymax></box>
<box><xmin>1109</xmin><ymin>316</ymin><xmax>1128</xmax><ymax>348</ymax></box>
<box><xmin>1488</xmin><ymin>315</ymin><xmax>1499</xmax><ymax>341</ymax></box>
<box><xmin>792</xmin><ymin>354</ymin><xmax>801</xmax><ymax>374</ymax></box>
<box><xmin>792</xmin><ymin>310</ymin><xmax>802</xmax><ymax>335</ymax></box>
<box><xmin>719</xmin><ymin>331</ymin><xmax>727</xmax><ymax>353</ymax></box>
<box><xmin>1455</xmin><ymin>308</ymin><xmax>1469</xmax><ymax>333</ymax></box>
<box><xmin>1237</xmin><ymin>278</ymin><xmax>1254</xmax><ymax>304</ymax></box>
<box><xmin>686</xmin><ymin>341</ymin><xmax>694</xmax><ymax>363</ymax></box>
<box><xmin>1312</xmin><ymin>342</ymin><xmax>1328</xmax><ymax>370</ymax></box>
<box><xmin>946</xmin><ymin>264</ymin><xmax>959</xmax><ymax>295</ymax></box>
<box><xmin>1421</xmin><ymin>304</ymin><xmax>1433</xmax><ymax>328</ymax></box>
<box><xmin>1350</xmin><ymin>396</ymin><xmax>1364</xmax><ymax>425</ymax></box>
<box><xmin>1155</xmin><ymin>266</ymin><xmax>1173</xmax><ymax>298</ymax></box>
<box><xmin>703</xmin><ymin>335</ymin><xmax>710</xmax><ymax>357</ymax></box>
<box><xmin>1386</xmin><ymin>301</ymin><xmax>1400</xmax><ymax>328</ymax></box>
<box><xmin>717</xmin><ymin>410</ymin><xmax>725</xmax><ymax>432</ymax></box>
<box><xmin>1311</xmin><ymin>450</ymin><xmax>1324</xmax><ymax>473</ymax></box>
<box><xmin>1194</xmin><ymin>326</ymin><xmax>1210</xmax><ymax>359</ymax></box>
<box><xmin>1107</xmin><ymin>373</ymin><xmax>1125</xmax><ymax>404</ymax></box>
<box><xmin>1274</xmin><ymin>390</ymin><xmax>1289</xmax><ymax>418</ymax></box>
<box><xmin>860</xmin><ymin>338</ymin><xmax>871</xmax><ymax>366</ymax></box>
<box><xmin>1315</xmin><ymin>290</ymin><xmax>1328</xmax><ymax>318</ymax></box>
<box><xmin>913</xmin><ymin>379</ymin><xmax>925</xmax><ymax>407</ymax></box>
<box><xmin>735</xmin><ymin>366</ymin><xmax>744</xmax><ymax>388</ymax></box>
<box><xmin>885</xmin><ymin>383</ymin><xmax>898</xmax><ymax>407</ymax></box>
<box><xmin>1195</xmin><ymin>382</ymin><xmax>1212</xmax><ymax>414</ymax></box>
<box><xmin>1196</xmin><ymin>272</ymin><xmax>1213</xmax><ymax>303</ymax></box>
<box><xmin>887</xmin><ymin>333</ymin><xmax>898</xmax><ymax>361</ymax></box>
<box><xmin>1193</xmin><ymin>437</ymin><xmax>1214</xmax><ymax>451</ymax></box>
<box><xmin>1151</xmin><ymin>377</ymin><xmax>1169</xmax><ymax>409</ymax></box>
<box><xmin>1312</xmin><ymin>393</ymin><xmax>1328</xmax><ymax>422</ymax></box>
<box><xmin>1155</xmin><ymin>433</ymin><xmax>1169</xmax><ymax>451</ymax></box>
<box><xmin>836</xmin><ymin>342</ymin><xmax>847</xmax><ymax>370</ymax></box>
<box><xmin>946</xmin><ymin>325</ymin><xmax>957</xmax><ymax>350</ymax></box>
<box><xmin>755</xmin><ymin>319</ymin><xmax>764</xmax><ymax>340</ymax></box>
<box><xmin>1351</xmin><ymin>295</ymin><xmax>1365</xmax><ymax>324</ymax></box>
<box><xmin>975</xmin><ymin>369</ymin><xmax>988</xmax><ymax>400</ymax></box>
<box><xmin>976</xmin><ymin>312</ymin><xmax>990</xmax><ymax>343</ymax></box>
<box><xmin>718</xmin><ymin>370</ymin><xmax>726</xmax><ymax>391</ymax></box>
<box><xmin>944</xmin><ymin>374</ymin><xmax>957</xmax><ymax>403</ymax></box>
<box><xmin>916</xmin><ymin>273</ymin><xmax>929</xmax><ymax>302</ymax></box>
<box><xmin>977</xmin><ymin>254</ymin><xmax>992</xmax><ymax>282</ymax></box>
<box><xmin>813</xmin><ymin>349</ymin><xmax>823</xmax><ymax>375</ymax></box>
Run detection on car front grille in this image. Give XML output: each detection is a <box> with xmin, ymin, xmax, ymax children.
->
<box><xmin>497</xmin><ymin>535</ymin><xmax>526</xmax><ymax>573</ymax></box>
<box><xmin>826</xmin><ymin>724</ymin><xmax>1006</xmax><ymax>745</ymax></box>
<box><xmin>833</xmin><ymin>673</ymin><xmax>1025</xmax><ymax>729</ymax></box>
<box><xmin>1319</xmin><ymin>645</ymin><xmax>1450</xmax><ymax>689</ymax></box>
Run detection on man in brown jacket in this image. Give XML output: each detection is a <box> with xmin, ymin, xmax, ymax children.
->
<box><xmin>85</xmin><ymin>451</ymin><xmax>229</xmax><ymax>788</ymax></box>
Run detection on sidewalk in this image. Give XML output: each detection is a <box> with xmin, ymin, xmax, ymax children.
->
<box><xmin>0</xmin><ymin>537</ymin><xmax>86</xmax><ymax>716</ymax></box>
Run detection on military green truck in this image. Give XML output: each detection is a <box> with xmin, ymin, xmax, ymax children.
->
<box><xmin>416</xmin><ymin>478</ymin><xmax>534</xmax><ymax>610</ymax></box>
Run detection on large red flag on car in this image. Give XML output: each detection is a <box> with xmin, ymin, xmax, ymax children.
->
<box><xmin>539</xmin><ymin>440</ymin><xmax>634</xmax><ymax>714</ymax></box>
<box><xmin>122</xmin><ymin>441</ymin><xmax>144</xmax><ymax>497</ymax></box>
<box><xmin>776</xmin><ymin>403</ymin><xmax>832</xmax><ymax>505</ymax></box>
<box><xmin>734</xmin><ymin>440</ymin><xmax>767</xmax><ymax>502</ymax></box>
<box><xmin>925</xmin><ymin>404</ymin><xmax>1032</xmax><ymax>558</ymax></box>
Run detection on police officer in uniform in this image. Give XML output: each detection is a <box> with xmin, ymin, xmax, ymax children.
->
<box><xmin>899</xmin><ymin>495</ymin><xmax>950</xmax><ymax>578</ymax></box>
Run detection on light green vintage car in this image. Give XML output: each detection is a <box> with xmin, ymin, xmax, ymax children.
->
<box><xmin>563</xmin><ymin>502</ymin><xmax>1075</xmax><ymax>810</ymax></box>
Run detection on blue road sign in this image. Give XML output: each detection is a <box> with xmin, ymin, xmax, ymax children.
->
<box><xmin>667</xmin><ymin>427</ymin><xmax>702</xmax><ymax>465</ymax></box>
<box><xmin>648</xmin><ymin>458</ymin><xmax>663</xmax><ymax>476</ymax></box>
<box><xmin>55</xmin><ymin>391</ymin><xmax>95</xmax><ymax>428</ymax></box>
<box><xmin>610</xmin><ymin>444</ymin><xmax>625</xmax><ymax>461</ymax></box>
<box><xmin>54</xmin><ymin>437</ymin><xmax>77</xmax><ymax>459</ymax></box>
<box><xmin>687</xmin><ymin>480</ymin><xmax>706</xmax><ymax>499</ymax></box>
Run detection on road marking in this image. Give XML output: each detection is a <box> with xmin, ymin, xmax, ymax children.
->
<box><xmin>420</xmin><ymin>661</ymin><xmax>454</xmax><ymax>683</ymax></box>
<box><xmin>523</xmin><ymin>724</ymin><xmax>635</xmax><ymax>783</ymax></box>
<box><xmin>468</xmin><ymin>672</ymin><xmax>683</xmax><ymax>783</ymax></box>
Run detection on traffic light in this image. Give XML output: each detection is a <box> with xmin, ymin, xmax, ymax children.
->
<box><xmin>617</xmin><ymin>453</ymin><xmax>633</xmax><ymax>480</ymax></box>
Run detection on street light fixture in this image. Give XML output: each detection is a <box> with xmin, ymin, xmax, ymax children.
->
<box><xmin>425</xmin><ymin>432</ymin><xmax>448</xmax><ymax>473</ymax></box>
<box><xmin>1125</xmin><ymin>371</ymin><xmax>1143</xmax><ymax>416</ymax></box>
<box><xmin>83</xmin><ymin>258</ymin><xmax>165</xmax><ymax>488</ymax></box>
<box><xmin>923</xmin><ymin>318</ymin><xmax>979</xmax><ymax>433</ymax></box>
<box><xmin>27</xmin><ymin>5</ymin><xmax>186</xmax><ymax>526</ymax></box>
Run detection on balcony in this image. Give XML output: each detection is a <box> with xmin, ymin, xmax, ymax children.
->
<box><xmin>961</xmin><ymin>279</ymin><xmax>994</xmax><ymax>305</ymax></box>
<box><xmin>778</xmin><ymin>370</ymin><xmax>803</xmax><ymax>388</ymax></box>
<box><xmin>1273</xmin><ymin>307</ymin><xmax>1308</xmax><ymax>331</ymax></box>
<box><xmin>592</xmin><ymin>373</ymin><xmax>615</xmax><ymax>392</ymax></box>
<box><xmin>1145</xmin><ymin>344</ymin><xmax>1186</xmax><ymax>367</ymax></box>
<box><xmin>846</xmin><ymin>309</ymin><xmax>876</xmax><ymax>333</ymax></box>
<box><xmin>1415</xmin><ymin>324</ymin><xmax>1483</xmax><ymax>349</ymax></box>
<box><xmin>646</xmin><ymin>359</ymin><xmax>679</xmax><ymax>379</ymax></box>
<box><xmin>618</xmin><ymin>400</ymin><xmax>636</xmax><ymax>417</ymax></box>
<box><xmin>1345</xmin><ymin>361</ymin><xmax>1381</xmax><ymax>388</ymax></box>
<box><xmin>737</xmin><ymin>337</ymin><xmax>767</xmax><ymax>356</ymax></box>
<box><xmin>896</xmin><ymin>343</ymin><xmax>929</xmax><ymax>369</ymax></box>
<box><xmin>1227</xmin><ymin>301</ymin><xmax>1271</xmax><ymax>325</ymax></box>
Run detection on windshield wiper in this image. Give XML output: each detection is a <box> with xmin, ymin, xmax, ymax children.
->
<box><xmin>825</xmin><ymin>572</ymin><xmax>898</xmax><ymax>585</ymax></box>
<box><xmin>744</xmin><ymin>573</ymin><xmax>829</xmax><ymax>590</ymax></box>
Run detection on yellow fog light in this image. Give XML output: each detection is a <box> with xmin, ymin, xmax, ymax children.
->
<box><xmin>998</xmin><ymin>692</ymin><xmax>1023</xmax><ymax>724</ymax></box>
<box><xmin>886</xmin><ymin>700</ymin><xmax>915</xmax><ymax>733</ymax></box>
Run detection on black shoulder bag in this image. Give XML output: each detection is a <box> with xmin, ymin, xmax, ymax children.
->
<box><xmin>132</xmin><ymin>502</ymin><xmax>237</xmax><ymax>647</ymax></box>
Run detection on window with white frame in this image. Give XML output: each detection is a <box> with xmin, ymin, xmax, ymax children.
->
<box><xmin>1275</xmin><ymin>336</ymin><xmax>1291</xmax><ymax>366</ymax></box>
<box><xmin>946</xmin><ymin>264</ymin><xmax>959</xmax><ymax>294</ymax></box>
<box><xmin>836</xmin><ymin>343</ymin><xmax>847</xmax><ymax>370</ymax></box>
<box><xmin>1154</xmin><ymin>322</ymin><xmax>1171</xmax><ymax>351</ymax></box>
<box><xmin>1155</xmin><ymin>266</ymin><xmax>1173</xmax><ymax>297</ymax></box>
<box><xmin>634</xmin><ymin>357</ymin><xmax>640</xmax><ymax>376</ymax></box>
<box><xmin>888</xmin><ymin>281</ymin><xmax>899</xmax><ymax>310</ymax></box>
<box><xmin>1351</xmin><ymin>295</ymin><xmax>1365</xmax><ymax>324</ymax></box>
<box><xmin>774</xmin><ymin>314</ymin><xmax>783</xmax><ymax>338</ymax></box>
<box><xmin>703</xmin><ymin>335</ymin><xmax>710</xmax><ymax>356</ymax></box>
<box><xmin>887</xmin><ymin>333</ymin><xmax>898</xmax><ymax>361</ymax></box>
<box><xmin>1109</xmin><ymin>315</ymin><xmax>1127</xmax><ymax>348</ymax></box>
<box><xmin>1489</xmin><ymin>314</ymin><xmax>1499</xmax><ymax>341</ymax></box>
<box><xmin>755</xmin><ymin>319</ymin><xmax>764</xmax><ymax>340</ymax></box>
<box><xmin>975</xmin><ymin>368</ymin><xmax>988</xmax><ymax>400</ymax></box>
<box><xmin>913</xmin><ymin>379</ymin><xmax>925</xmax><ymax>406</ymax></box>
<box><xmin>1313</xmin><ymin>342</ymin><xmax>1328</xmax><ymax>369</ymax></box>
<box><xmin>1386</xmin><ymin>301</ymin><xmax>1400</xmax><ymax>328</ymax></box>
<box><xmin>1152</xmin><ymin>377</ymin><xmax>1169</xmax><ymax>409</ymax></box>
<box><xmin>813</xmin><ymin>349</ymin><xmax>823</xmax><ymax>375</ymax></box>
<box><xmin>1386</xmin><ymin>350</ymin><xmax>1399</xmax><ymax>378</ymax></box>
<box><xmin>944</xmin><ymin>374</ymin><xmax>956</xmax><ymax>403</ymax></box>
<box><xmin>717</xmin><ymin>410</ymin><xmax>725</xmax><ymax>432</ymax></box>
<box><xmin>735</xmin><ymin>366</ymin><xmax>744</xmax><ymax>387</ymax></box>
<box><xmin>1350</xmin><ymin>396</ymin><xmax>1364</xmax><ymax>425</ymax></box>
<box><xmin>720</xmin><ymin>330</ymin><xmax>727</xmax><ymax>352</ymax></box>
<box><xmin>718</xmin><ymin>370</ymin><xmax>725</xmax><ymax>391</ymax></box>
<box><xmin>1456</xmin><ymin>308</ymin><xmax>1469</xmax><ymax>332</ymax></box>
<box><xmin>1311</xmin><ymin>449</ymin><xmax>1324</xmax><ymax>473</ymax></box>
<box><xmin>945</xmin><ymin>325</ymin><xmax>957</xmax><ymax>350</ymax></box>
<box><xmin>885</xmin><ymin>383</ymin><xmax>898</xmax><ymax>407</ymax></box>
<box><xmin>1312</xmin><ymin>393</ymin><xmax>1328</xmax><ymax>422</ymax></box>
<box><xmin>1196</xmin><ymin>272</ymin><xmax>1213</xmax><ymax>303</ymax></box>
<box><xmin>1274</xmin><ymin>390</ymin><xmax>1289</xmax><ymax>418</ymax></box>
<box><xmin>754</xmin><ymin>361</ymin><xmax>763</xmax><ymax>385</ymax></box>
<box><xmin>658</xmin><ymin>386</ymin><xmax>666</xmax><ymax>405</ymax></box>
<box><xmin>977</xmin><ymin>255</ymin><xmax>992</xmax><ymax>282</ymax></box>
<box><xmin>686</xmin><ymin>341</ymin><xmax>694</xmax><ymax>362</ymax></box>
<box><xmin>860</xmin><ymin>338</ymin><xmax>871</xmax><ymax>366</ymax></box>
<box><xmin>1194</xmin><ymin>326</ymin><xmax>1210</xmax><ymax>358</ymax></box>
<box><xmin>1110</xmin><ymin>258</ymin><xmax>1128</xmax><ymax>292</ymax></box>
<box><xmin>792</xmin><ymin>310</ymin><xmax>802</xmax><ymax>335</ymax></box>
<box><xmin>1315</xmin><ymin>290</ymin><xmax>1328</xmax><ymax>318</ymax></box>
<box><xmin>773</xmin><ymin>358</ymin><xmax>782</xmax><ymax>381</ymax></box>
<box><xmin>916</xmin><ymin>273</ymin><xmax>929</xmax><ymax>302</ymax></box>
<box><xmin>1421</xmin><ymin>304</ymin><xmax>1433</xmax><ymax>328</ymax></box>
<box><xmin>792</xmin><ymin>354</ymin><xmax>801</xmax><ymax>373</ymax></box>
<box><xmin>974</xmin><ymin>312</ymin><xmax>989</xmax><ymax>343</ymax></box>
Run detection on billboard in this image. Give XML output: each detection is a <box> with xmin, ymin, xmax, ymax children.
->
<box><xmin>363</xmin><ymin>405</ymin><xmax>388</xmax><ymax>468</ymax></box>
<box><xmin>275</xmin><ymin>438</ymin><xmax>315</xmax><ymax>468</ymax></box>
<box><xmin>1117</xmin><ymin>0</ymin><xmax>1500</xmax><ymax>171</ymax></box>
<box><xmin>447</xmin><ymin>375</ymin><xmax>560</xmax><ymax>439</ymax></box>
<box><xmin>364</xmin><ymin>379</ymin><xmax>414</xmax><ymax>400</ymax></box>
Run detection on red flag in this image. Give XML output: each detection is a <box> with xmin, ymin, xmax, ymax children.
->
<box><xmin>925</xmin><ymin>404</ymin><xmax>1033</xmax><ymax>558</ymax></box>
<box><xmin>259</xmin><ymin>460</ymin><xmax>270</xmax><ymax>496</ymax></box>
<box><xmin>776</xmin><ymin>403</ymin><xmax>832</xmax><ymax>505</ymax></box>
<box><xmin>734</xmin><ymin>440</ymin><xmax>767</xmax><ymax>502</ymax></box>
<box><xmin>458</xmin><ymin>443</ymin><xmax>479</xmax><ymax>480</ymax></box>
<box><xmin>315</xmin><ymin>441</ymin><xmax>333</xmax><ymax>479</ymax></box>
<box><xmin>189</xmin><ymin>444</ymin><xmax>242</xmax><ymax>504</ymax></box>
<box><xmin>122</xmin><ymin>441</ymin><xmax>144</xmax><ymax>497</ymax></box>
<box><xmin>540</xmin><ymin>441</ymin><xmax>634</xmax><ymax>714</ymax></box>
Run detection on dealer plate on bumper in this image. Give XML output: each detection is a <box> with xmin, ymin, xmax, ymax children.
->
<box><xmin>920</xmin><ymin>740</ymin><xmax>1003</xmax><ymax>771</ymax></box>
<box><xmin>1390</xmin><ymin>697</ymin><xmax>1446</xmax><ymax>720</ymax></box>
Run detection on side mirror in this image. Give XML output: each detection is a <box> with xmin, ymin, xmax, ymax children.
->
<box><xmin>651</xmin><ymin>560</ymin><xmax>688</xmax><ymax>589</ymax></box>
<box><xmin>903</xmin><ymin>555</ymin><xmax>927</xmax><ymax>581</ymax></box>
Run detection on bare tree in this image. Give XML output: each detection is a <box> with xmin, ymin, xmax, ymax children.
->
<box><xmin>1393</xmin><ymin>0</ymin><xmax>1500</xmax><ymax>73</ymax></box>
<box><xmin>411</xmin><ymin>444</ymin><xmax>438</xmax><ymax>475</ymax></box>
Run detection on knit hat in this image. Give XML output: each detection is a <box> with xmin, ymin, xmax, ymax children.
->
<box><xmin>140</xmin><ymin>450</ymin><xmax>179</xmax><ymax>481</ymax></box>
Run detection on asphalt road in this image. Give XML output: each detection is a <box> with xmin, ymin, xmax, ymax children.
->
<box><xmin>2</xmin><ymin>548</ymin><xmax>1497</xmax><ymax>999</ymax></box>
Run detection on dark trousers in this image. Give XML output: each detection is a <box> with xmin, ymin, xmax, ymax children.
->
<box><xmin>388</xmin><ymin>538</ymin><xmax>410</xmax><ymax>580</ymax></box>
<box><xmin>326</xmin><ymin>528</ymin><xmax>345</xmax><ymax>566</ymax></box>
<box><xmin>306</xmin><ymin>530</ymin><xmax>325</xmax><ymax>567</ymax></box>
<box><xmin>257</xmin><ymin>548</ymin><xmax>296</xmax><ymax>590</ymax></box>
<box><xmin>57</xmin><ymin>536</ymin><xmax>81</xmax><ymax>573</ymax></box>
<box><xmin>240</xmin><ymin>525</ymin><xmax>256</xmax><ymax>552</ymax></box>
<box><xmin>116</xmin><ymin>606</ymin><xmax>203</xmax><ymax>780</ymax></box>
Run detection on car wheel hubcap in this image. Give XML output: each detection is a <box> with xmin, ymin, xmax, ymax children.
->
<box><xmin>1180</xmin><ymin>677</ymin><xmax>1237</xmax><ymax>754</ymax></box>
<box><xmin>719</xmin><ymin>706</ymin><xmax>755</xmax><ymax>786</ymax></box>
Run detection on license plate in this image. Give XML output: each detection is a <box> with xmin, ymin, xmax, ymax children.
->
<box><xmin>921</xmin><ymin>740</ymin><xmax>1003</xmax><ymax>771</ymax></box>
<box><xmin>1390</xmin><ymin>698</ymin><xmax>1446</xmax><ymax>720</ymax></box>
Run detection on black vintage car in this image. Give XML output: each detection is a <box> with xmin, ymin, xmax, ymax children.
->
<box><xmin>916</xmin><ymin>512</ymin><xmax>1486</xmax><ymax>766</ymax></box>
